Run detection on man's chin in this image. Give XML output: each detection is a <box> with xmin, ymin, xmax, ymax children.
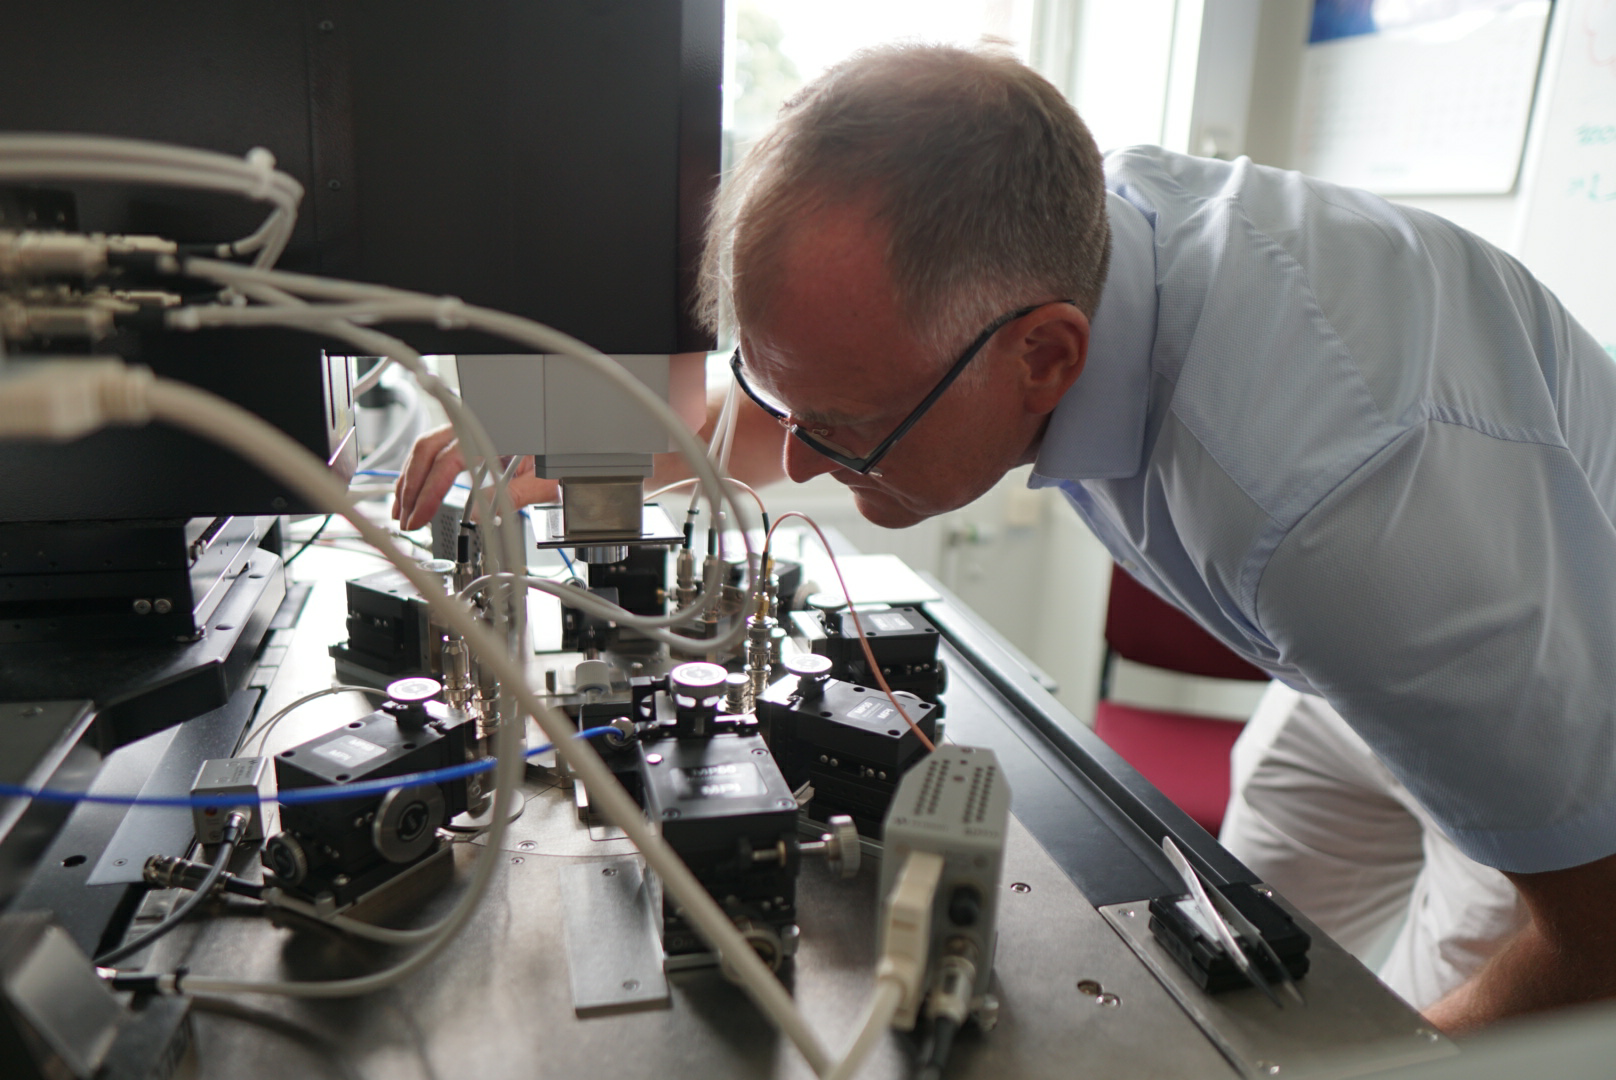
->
<box><xmin>848</xmin><ymin>487</ymin><xmax>931</xmax><ymax>530</ymax></box>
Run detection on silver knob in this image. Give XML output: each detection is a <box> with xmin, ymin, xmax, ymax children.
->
<box><xmin>670</xmin><ymin>661</ymin><xmax>729</xmax><ymax>699</ymax></box>
<box><xmin>806</xmin><ymin>592</ymin><xmax>847</xmax><ymax>615</ymax></box>
<box><xmin>386</xmin><ymin>677</ymin><xmax>443</xmax><ymax>706</ymax></box>
<box><xmin>822</xmin><ymin>814</ymin><xmax>860</xmax><ymax>879</ymax></box>
<box><xmin>783</xmin><ymin>653</ymin><xmax>834</xmax><ymax>697</ymax></box>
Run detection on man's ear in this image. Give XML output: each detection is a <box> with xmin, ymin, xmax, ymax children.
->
<box><xmin>1016</xmin><ymin>307</ymin><xmax>1089</xmax><ymax>415</ymax></box>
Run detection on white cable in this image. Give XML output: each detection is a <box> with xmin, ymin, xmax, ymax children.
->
<box><xmin>0</xmin><ymin>136</ymin><xmax>302</xmax><ymax>269</ymax></box>
<box><xmin>167</xmin><ymin>261</ymin><xmax>754</xmax><ymax>545</ymax></box>
<box><xmin>119</xmin><ymin>376</ymin><xmax>828</xmax><ymax>1070</ymax></box>
<box><xmin>174</xmin><ymin>277</ymin><xmax>527</xmax><ymax>612</ymax></box>
<box><xmin>458</xmin><ymin>574</ymin><xmax>720</xmax><ymax>646</ymax></box>
<box><xmin>823</xmin><ymin>849</ymin><xmax>948</xmax><ymax>1080</ymax></box>
<box><xmin>650</xmin><ymin>476</ymin><xmax>768</xmax><ymax>524</ymax></box>
<box><xmin>261</xmin><ymin>889</ymin><xmax>441</xmax><ymax>946</ymax></box>
<box><xmin>241</xmin><ymin>685</ymin><xmax>386</xmax><ymax>755</ymax></box>
<box><xmin>0</xmin><ymin>351</ymin><xmax>828</xmax><ymax>1068</ymax></box>
<box><xmin>708</xmin><ymin>376</ymin><xmax>737</xmax><ymax>464</ymax></box>
<box><xmin>824</xmin><ymin>980</ymin><xmax>904</xmax><ymax>1080</ymax></box>
<box><xmin>111</xmin><ymin>382</ymin><xmax>537</xmax><ymax>1000</ymax></box>
<box><xmin>356</xmin><ymin>373</ymin><xmax>424</xmax><ymax>473</ymax></box>
<box><xmin>166</xmin><ymin>270</ymin><xmax>750</xmax><ymax>652</ymax></box>
<box><xmin>42</xmin><ymin>244</ymin><xmax>801</xmax><ymax>1052</ymax></box>
<box><xmin>717</xmin><ymin>377</ymin><xmax>742</xmax><ymax>476</ymax></box>
<box><xmin>351</xmin><ymin>356</ymin><xmax>393</xmax><ymax>397</ymax></box>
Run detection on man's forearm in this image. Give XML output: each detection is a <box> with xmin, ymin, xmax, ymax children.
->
<box><xmin>1426</xmin><ymin>858</ymin><xmax>1616</xmax><ymax>1034</ymax></box>
<box><xmin>649</xmin><ymin>385</ymin><xmax>787</xmax><ymax>491</ymax></box>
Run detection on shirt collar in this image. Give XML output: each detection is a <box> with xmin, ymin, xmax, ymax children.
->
<box><xmin>1029</xmin><ymin>190</ymin><xmax>1157</xmax><ymax>486</ymax></box>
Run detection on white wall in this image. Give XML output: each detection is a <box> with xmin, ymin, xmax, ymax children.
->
<box><xmin>1242</xmin><ymin>0</ymin><xmax>1576</xmax><ymax>256</ymax></box>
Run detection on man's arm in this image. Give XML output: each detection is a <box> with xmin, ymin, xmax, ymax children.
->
<box><xmin>1425</xmin><ymin>852</ymin><xmax>1616</xmax><ymax>1033</ymax></box>
<box><xmin>649</xmin><ymin>384</ymin><xmax>788</xmax><ymax>492</ymax></box>
<box><xmin>392</xmin><ymin>380</ymin><xmax>787</xmax><ymax>530</ymax></box>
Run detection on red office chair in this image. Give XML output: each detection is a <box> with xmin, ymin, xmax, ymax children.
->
<box><xmin>1093</xmin><ymin>567</ymin><xmax>1269</xmax><ymax>835</ymax></box>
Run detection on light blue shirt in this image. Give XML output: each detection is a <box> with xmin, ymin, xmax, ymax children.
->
<box><xmin>1031</xmin><ymin>147</ymin><xmax>1616</xmax><ymax>875</ymax></box>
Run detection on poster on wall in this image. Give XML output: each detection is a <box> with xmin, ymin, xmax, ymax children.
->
<box><xmin>1294</xmin><ymin>0</ymin><xmax>1554</xmax><ymax>194</ymax></box>
<box><xmin>1516</xmin><ymin>0</ymin><xmax>1616</xmax><ymax>358</ymax></box>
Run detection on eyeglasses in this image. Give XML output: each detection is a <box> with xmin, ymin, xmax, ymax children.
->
<box><xmin>730</xmin><ymin>302</ymin><xmax>1060</xmax><ymax>476</ymax></box>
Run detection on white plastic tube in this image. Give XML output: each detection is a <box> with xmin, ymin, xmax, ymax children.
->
<box><xmin>130</xmin><ymin>376</ymin><xmax>828</xmax><ymax>1071</ymax></box>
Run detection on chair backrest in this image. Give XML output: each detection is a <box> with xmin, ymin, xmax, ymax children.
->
<box><xmin>1104</xmin><ymin>567</ymin><xmax>1268</xmax><ymax>682</ymax></box>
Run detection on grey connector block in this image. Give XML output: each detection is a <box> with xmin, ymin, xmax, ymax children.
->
<box><xmin>880</xmin><ymin>746</ymin><xmax>1010</xmax><ymax>1028</ymax></box>
<box><xmin>190</xmin><ymin>757</ymin><xmax>267</xmax><ymax>845</ymax></box>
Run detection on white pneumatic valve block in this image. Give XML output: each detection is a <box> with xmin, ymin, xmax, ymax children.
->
<box><xmin>880</xmin><ymin>745</ymin><xmax>1011</xmax><ymax>1030</ymax></box>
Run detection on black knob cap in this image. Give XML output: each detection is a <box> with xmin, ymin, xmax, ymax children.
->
<box><xmin>948</xmin><ymin>885</ymin><xmax>982</xmax><ymax>927</ymax></box>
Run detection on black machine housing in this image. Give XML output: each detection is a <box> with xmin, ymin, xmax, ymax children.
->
<box><xmin>757</xmin><ymin>672</ymin><xmax>938</xmax><ymax>837</ymax></box>
<box><xmin>637</xmin><ymin>730</ymin><xmax>800</xmax><ymax>962</ymax></box>
<box><xmin>328</xmin><ymin>568</ymin><xmax>442</xmax><ymax>687</ymax></box>
<box><xmin>789</xmin><ymin>606</ymin><xmax>947</xmax><ymax>704</ymax></box>
<box><xmin>265</xmin><ymin>696</ymin><xmax>475</xmax><ymax>906</ymax></box>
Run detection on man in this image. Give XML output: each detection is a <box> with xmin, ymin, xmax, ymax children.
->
<box><xmin>397</xmin><ymin>46</ymin><xmax>1616</xmax><ymax>1031</ymax></box>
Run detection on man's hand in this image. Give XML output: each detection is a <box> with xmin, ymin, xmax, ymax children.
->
<box><xmin>1425</xmin><ymin>850</ymin><xmax>1616</xmax><ymax>1033</ymax></box>
<box><xmin>391</xmin><ymin>423</ymin><xmax>558</xmax><ymax>531</ymax></box>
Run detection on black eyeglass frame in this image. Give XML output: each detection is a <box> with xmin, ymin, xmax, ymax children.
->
<box><xmin>729</xmin><ymin>301</ymin><xmax>1064</xmax><ymax>476</ymax></box>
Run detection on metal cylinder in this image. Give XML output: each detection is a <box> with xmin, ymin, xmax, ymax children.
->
<box><xmin>724</xmin><ymin>671</ymin><xmax>750</xmax><ymax>714</ymax></box>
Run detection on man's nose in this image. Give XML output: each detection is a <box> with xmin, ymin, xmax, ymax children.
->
<box><xmin>782</xmin><ymin>432</ymin><xmax>843</xmax><ymax>484</ymax></box>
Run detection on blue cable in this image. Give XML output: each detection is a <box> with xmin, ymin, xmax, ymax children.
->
<box><xmin>558</xmin><ymin>548</ymin><xmax>578</xmax><ymax>576</ymax></box>
<box><xmin>0</xmin><ymin>726</ymin><xmax>623</xmax><ymax>810</ymax></box>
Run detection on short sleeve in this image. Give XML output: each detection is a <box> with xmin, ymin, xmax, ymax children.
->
<box><xmin>1257</xmin><ymin>419</ymin><xmax>1616</xmax><ymax>874</ymax></box>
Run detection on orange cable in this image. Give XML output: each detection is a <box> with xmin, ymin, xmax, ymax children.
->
<box><xmin>764</xmin><ymin>511</ymin><xmax>936</xmax><ymax>753</ymax></box>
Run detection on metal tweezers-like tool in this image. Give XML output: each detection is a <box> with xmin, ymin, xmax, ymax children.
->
<box><xmin>1161</xmin><ymin>835</ymin><xmax>1306</xmax><ymax>1008</ymax></box>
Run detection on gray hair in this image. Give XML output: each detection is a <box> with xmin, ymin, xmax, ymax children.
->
<box><xmin>697</xmin><ymin>44</ymin><xmax>1111</xmax><ymax>371</ymax></box>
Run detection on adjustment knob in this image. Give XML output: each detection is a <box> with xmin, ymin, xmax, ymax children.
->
<box><xmin>822</xmin><ymin>814</ymin><xmax>861</xmax><ymax>879</ymax></box>
<box><xmin>385</xmin><ymin>677</ymin><xmax>442</xmax><ymax>730</ymax></box>
<box><xmin>263</xmin><ymin>833</ymin><xmax>308</xmax><ymax>886</ymax></box>
<box><xmin>670</xmin><ymin>662</ymin><xmax>728</xmax><ymax>700</ymax></box>
<box><xmin>783</xmin><ymin>652</ymin><xmax>834</xmax><ymax>697</ymax></box>
<box><xmin>386</xmin><ymin>677</ymin><xmax>442</xmax><ymax>706</ymax></box>
<box><xmin>806</xmin><ymin>592</ymin><xmax>847</xmax><ymax>615</ymax></box>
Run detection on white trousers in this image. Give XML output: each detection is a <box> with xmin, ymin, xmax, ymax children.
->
<box><xmin>1219</xmin><ymin>684</ymin><xmax>1527</xmax><ymax>1010</ymax></box>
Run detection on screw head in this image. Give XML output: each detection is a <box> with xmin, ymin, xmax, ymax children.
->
<box><xmin>645</xmin><ymin>753</ymin><xmax>663</xmax><ymax>765</ymax></box>
<box><xmin>1076</xmin><ymin>979</ymin><xmax>1102</xmax><ymax>997</ymax></box>
<box><xmin>113</xmin><ymin>858</ymin><xmax>127</xmax><ymax>867</ymax></box>
<box><xmin>1096</xmin><ymin>992</ymin><xmax>1121</xmax><ymax>1007</ymax></box>
<box><xmin>1009</xmin><ymin>882</ymin><xmax>1032</xmax><ymax>894</ymax></box>
<box><xmin>1256</xmin><ymin>1062</ymin><xmax>1280</xmax><ymax>1075</ymax></box>
<box><xmin>663</xmin><ymin>808</ymin><xmax>681</xmax><ymax>819</ymax></box>
<box><xmin>510</xmin><ymin>856</ymin><xmax>524</xmax><ymax>865</ymax></box>
<box><xmin>517</xmin><ymin>841</ymin><xmax>536</xmax><ymax>851</ymax></box>
<box><xmin>132</xmin><ymin>598</ymin><xmax>152</xmax><ymax>615</ymax></box>
<box><xmin>601</xmin><ymin>866</ymin><xmax>618</xmax><ymax>876</ymax></box>
<box><xmin>622</xmin><ymin>978</ymin><xmax>639</xmax><ymax>991</ymax></box>
<box><xmin>317</xmin><ymin>18</ymin><xmax>334</xmax><ymax>30</ymax></box>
